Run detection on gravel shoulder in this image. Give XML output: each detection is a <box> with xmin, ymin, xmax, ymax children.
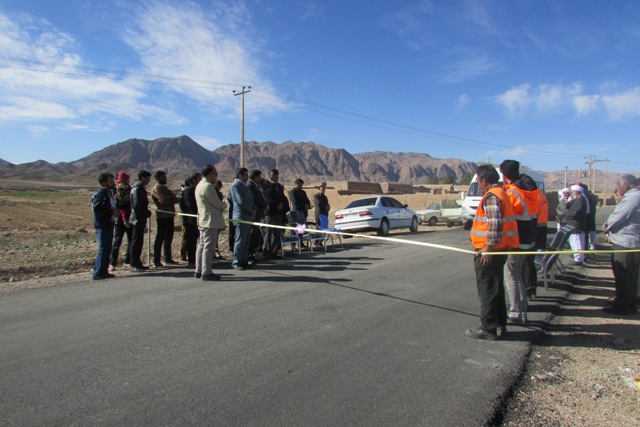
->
<box><xmin>501</xmin><ymin>251</ymin><xmax>640</xmax><ymax>426</ymax></box>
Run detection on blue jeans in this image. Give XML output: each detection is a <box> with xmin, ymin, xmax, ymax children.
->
<box><xmin>232</xmin><ymin>222</ymin><xmax>252</xmax><ymax>267</ymax></box>
<box><xmin>93</xmin><ymin>225</ymin><xmax>114</xmax><ymax>278</ymax></box>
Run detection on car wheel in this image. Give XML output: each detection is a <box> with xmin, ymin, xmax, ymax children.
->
<box><xmin>463</xmin><ymin>219</ymin><xmax>473</xmax><ymax>230</ymax></box>
<box><xmin>409</xmin><ymin>216</ymin><xmax>419</xmax><ymax>232</ymax></box>
<box><xmin>427</xmin><ymin>217</ymin><xmax>438</xmax><ymax>226</ymax></box>
<box><xmin>377</xmin><ymin>218</ymin><xmax>390</xmax><ymax>236</ymax></box>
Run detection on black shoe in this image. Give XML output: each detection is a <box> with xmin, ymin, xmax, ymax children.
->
<box><xmin>602</xmin><ymin>305</ymin><xmax>631</xmax><ymax>315</ymax></box>
<box><xmin>497</xmin><ymin>326</ymin><xmax>508</xmax><ymax>337</ymax></box>
<box><xmin>194</xmin><ymin>272</ymin><xmax>202</xmax><ymax>279</ymax></box>
<box><xmin>92</xmin><ymin>275</ymin><xmax>106</xmax><ymax>280</ymax></box>
<box><xmin>247</xmin><ymin>255</ymin><xmax>257</xmax><ymax>263</ymax></box>
<box><xmin>232</xmin><ymin>265</ymin><xmax>247</xmax><ymax>271</ymax></box>
<box><xmin>164</xmin><ymin>259</ymin><xmax>179</xmax><ymax>265</ymax></box>
<box><xmin>153</xmin><ymin>262</ymin><xmax>163</xmax><ymax>268</ymax></box>
<box><xmin>130</xmin><ymin>267</ymin><xmax>147</xmax><ymax>273</ymax></box>
<box><xmin>104</xmin><ymin>273</ymin><xmax>116</xmax><ymax>279</ymax></box>
<box><xmin>465</xmin><ymin>328</ymin><xmax>498</xmax><ymax>341</ymax></box>
<box><xmin>202</xmin><ymin>274</ymin><xmax>221</xmax><ymax>281</ymax></box>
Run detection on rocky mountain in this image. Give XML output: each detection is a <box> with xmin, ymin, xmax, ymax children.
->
<box><xmin>0</xmin><ymin>135</ymin><xmax>627</xmax><ymax>190</ymax></box>
<box><xmin>0</xmin><ymin>158</ymin><xmax>12</xmax><ymax>166</ymax></box>
<box><xmin>0</xmin><ymin>136</ymin><xmax>481</xmax><ymax>184</ymax></box>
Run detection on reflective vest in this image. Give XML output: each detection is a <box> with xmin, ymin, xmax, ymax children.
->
<box><xmin>537</xmin><ymin>189</ymin><xmax>548</xmax><ymax>227</ymax></box>
<box><xmin>470</xmin><ymin>186</ymin><xmax>519</xmax><ymax>250</ymax></box>
<box><xmin>535</xmin><ymin>189</ymin><xmax>549</xmax><ymax>250</ymax></box>
<box><xmin>504</xmin><ymin>183</ymin><xmax>538</xmax><ymax>250</ymax></box>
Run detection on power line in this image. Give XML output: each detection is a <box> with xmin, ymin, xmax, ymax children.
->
<box><xmin>0</xmin><ymin>55</ymin><xmax>616</xmax><ymax>161</ymax></box>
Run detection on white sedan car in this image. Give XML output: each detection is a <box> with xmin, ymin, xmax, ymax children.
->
<box><xmin>334</xmin><ymin>196</ymin><xmax>419</xmax><ymax>236</ymax></box>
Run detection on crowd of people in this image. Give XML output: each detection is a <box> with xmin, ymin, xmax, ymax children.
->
<box><xmin>90</xmin><ymin>160</ymin><xmax>639</xmax><ymax>330</ymax></box>
<box><xmin>90</xmin><ymin>165</ymin><xmax>330</xmax><ymax>281</ymax></box>
<box><xmin>465</xmin><ymin>160</ymin><xmax>640</xmax><ymax>341</ymax></box>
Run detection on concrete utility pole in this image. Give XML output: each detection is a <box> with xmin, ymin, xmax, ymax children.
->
<box><xmin>233</xmin><ymin>86</ymin><xmax>251</xmax><ymax>168</ymax></box>
<box><xmin>564</xmin><ymin>166</ymin><xmax>568</xmax><ymax>188</ymax></box>
<box><xmin>602</xmin><ymin>158</ymin><xmax>609</xmax><ymax>202</ymax></box>
<box><xmin>585</xmin><ymin>155</ymin><xmax>593</xmax><ymax>190</ymax></box>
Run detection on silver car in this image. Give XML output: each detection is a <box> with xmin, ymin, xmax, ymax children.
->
<box><xmin>334</xmin><ymin>196</ymin><xmax>419</xmax><ymax>236</ymax></box>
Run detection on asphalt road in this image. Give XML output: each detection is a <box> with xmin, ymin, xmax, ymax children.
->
<box><xmin>1</xmin><ymin>226</ymin><xmax>566</xmax><ymax>426</ymax></box>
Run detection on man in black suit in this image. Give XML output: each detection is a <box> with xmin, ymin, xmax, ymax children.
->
<box><xmin>248</xmin><ymin>170</ymin><xmax>266</xmax><ymax>261</ymax></box>
<box><xmin>261</xmin><ymin>169</ymin><xmax>288</xmax><ymax>258</ymax></box>
<box><xmin>289</xmin><ymin>178</ymin><xmax>311</xmax><ymax>221</ymax></box>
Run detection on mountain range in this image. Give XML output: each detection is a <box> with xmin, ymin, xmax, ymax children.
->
<box><xmin>0</xmin><ymin>135</ymin><xmax>621</xmax><ymax>190</ymax></box>
<box><xmin>0</xmin><ymin>136</ymin><xmax>478</xmax><ymax>185</ymax></box>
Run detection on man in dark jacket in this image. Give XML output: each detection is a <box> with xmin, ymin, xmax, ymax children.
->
<box><xmin>230</xmin><ymin>168</ymin><xmax>256</xmax><ymax>270</ymax></box>
<box><xmin>579</xmin><ymin>183</ymin><xmax>598</xmax><ymax>251</ymax></box>
<box><xmin>262</xmin><ymin>169</ymin><xmax>288</xmax><ymax>258</ymax></box>
<box><xmin>562</xmin><ymin>184</ymin><xmax>589</xmax><ymax>265</ymax></box>
<box><xmin>313</xmin><ymin>185</ymin><xmax>330</xmax><ymax>225</ymax></box>
<box><xmin>289</xmin><ymin>178</ymin><xmax>311</xmax><ymax>220</ymax></box>
<box><xmin>180</xmin><ymin>173</ymin><xmax>201</xmax><ymax>266</ymax></box>
<box><xmin>129</xmin><ymin>170</ymin><xmax>152</xmax><ymax>272</ymax></box>
<box><xmin>248</xmin><ymin>170</ymin><xmax>266</xmax><ymax>260</ymax></box>
<box><xmin>151</xmin><ymin>171</ymin><xmax>179</xmax><ymax>267</ymax></box>
<box><xmin>92</xmin><ymin>172</ymin><xmax>118</xmax><ymax>280</ymax></box>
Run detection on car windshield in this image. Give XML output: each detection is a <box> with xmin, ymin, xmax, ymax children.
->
<box><xmin>467</xmin><ymin>182</ymin><xmax>482</xmax><ymax>197</ymax></box>
<box><xmin>346</xmin><ymin>197</ymin><xmax>378</xmax><ymax>209</ymax></box>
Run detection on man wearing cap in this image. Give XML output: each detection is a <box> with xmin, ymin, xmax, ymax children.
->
<box><xmin>602</xmin><ymin>174</ymin><xmax>640</xmax><ymax>315</ymax></box>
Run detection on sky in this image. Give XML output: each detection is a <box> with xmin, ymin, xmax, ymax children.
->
<box><xmin>1</xmin><ymin>0</ymin><xmax>639</xmax><ymax>173</ymax></box>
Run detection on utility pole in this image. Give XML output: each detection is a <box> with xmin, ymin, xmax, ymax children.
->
<box><xmin>564</xmin><ymin>166</ymin><xmax>568</xmax><ymax>188</ymax></box>
<box><xmin>585</xmin><ymin>155</ymin><xmax>592</xmax><ymax>189</ymax></box>
<box><xmin>233</xmin><ymin>86</ymin><xmax>251</xmax><ymax>168</ymax></box>
<box><xmin>603</xmin><ymin>158</ymin><xmax>609</xmax><ymax>203</ymax></box>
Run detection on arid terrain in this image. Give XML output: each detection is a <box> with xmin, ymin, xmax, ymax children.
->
<box><xmin>0</xmin><ymin>183</ymin><xmax>638</xmax><ymax>425</ymax></box>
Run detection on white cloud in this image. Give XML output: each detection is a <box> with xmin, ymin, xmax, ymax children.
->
<box><xmin>495</xmin><ymin>82</ymin><xmax>640</xmax><ymax>120</ymax></box>
<box><xmin>124</xmin><ymin>1</ymin><xmax>287</xmax><ymax>118</ymax></box>
<box><xmin>457</xmin><ymin>93</ymin><xmax>471</xmax><ymax>109</ymax></box>
<box><xmin>573</xmin><ymin>95</ymin><xmax>600</xmax><ymax>115</ymax></box>
<box><xmin>495</xmin><ymin>84</ymin><xmax>532</xmax><ymax>117</ymax></box>
<box><xmin>0</xmin><ymin>11</ymin><xmax>183</xmax><ymax>128</ymax></box>
<box><xmin>442</xmin><ymin>54</ymin><xmax>497</xmax><ymax>83</ymax></box>
<box><xmin>602</xmin><ymin>87</ymin><xmax>640</xmax><ymax>120</ymax></box>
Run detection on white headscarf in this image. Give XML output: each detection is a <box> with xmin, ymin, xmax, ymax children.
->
<box><xmin>570</xmin><ymin>185</ymin><xmax>590</xmax><ymax>214</ymax></box>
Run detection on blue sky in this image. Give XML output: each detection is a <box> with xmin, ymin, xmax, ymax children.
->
<box><xmin>1</xmin><ymin>0</ymin><xmax>639</xmax><ymax>173</ymax></box>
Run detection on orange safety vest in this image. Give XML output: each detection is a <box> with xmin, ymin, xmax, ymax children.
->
<box><xmin>504</xmin><ymin>183</ymin><xmax>539</xmax><ymax>250</ymax></box>
<box><xmin>470</xmin><ymin>186</ymin><xmax>519</xmax><ymax>250</ymax></box>
<box><xmin>537</xmin><ymin>189</ymin><xmax>548</xmax><ymax>227</ymax></box>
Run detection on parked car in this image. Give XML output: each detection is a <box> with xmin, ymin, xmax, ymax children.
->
<box><xmin>416</xmin><ymin>202</ymin><xmax>442</xmax><ymax>226</ymax></box>
<box><xmin>416</xmin><ymin>200</ymin><xmax>463</xmax><ymax>227</ymax></box>
<box><xmin>334</xmin><ymin>196</ymin><xmax>419</xmax><ymax>236</ymax></box>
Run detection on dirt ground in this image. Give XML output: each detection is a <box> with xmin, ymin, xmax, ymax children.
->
<box><xmin>0</xmin><ymin>185</ymin><xmax>638</xmax><ymax>426</ymax></box>
<box><xmin>501</xmin><ymin>253</ymin><xmax>640</xmax><ymax>426</ymax></box>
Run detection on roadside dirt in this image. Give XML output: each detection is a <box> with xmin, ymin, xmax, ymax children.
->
<box><xmin>1</xmin><ymin>187</ymin><xmax>638</xmax><ymax>426</ymax></box>
<box><xmin>501</xmin><ymin>253</ymin><xmax>640</xmax><ymax>427</ymax></box>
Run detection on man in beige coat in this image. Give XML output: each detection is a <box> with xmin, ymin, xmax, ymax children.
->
<box><xmin>195</xmin><ymin>165</ymin><xmax>226</xmax><ymax>281</ymax></box>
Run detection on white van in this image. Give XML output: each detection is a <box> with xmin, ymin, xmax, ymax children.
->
<box><xmin>461</xmin><ymin>167</ymin><xmax>545</xmax><ymax>230</ymax></box>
